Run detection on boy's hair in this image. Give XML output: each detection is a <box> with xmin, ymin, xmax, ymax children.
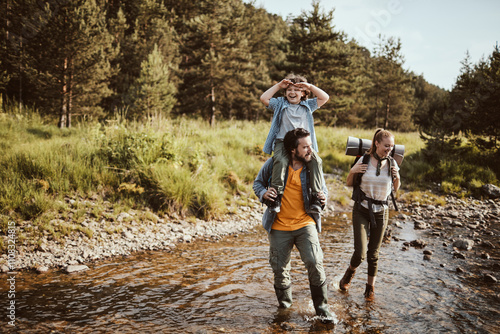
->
<box><xmin>284</xmin><ymin>128</ymin><xmax>311</xmax><ymax>157</ymax></box>
<box><xmin>284</xmin><ymin>73</ymin><xmax>310</xmax><ymax>100</ymax></box>
<box><xmin>367</xmin><ymin>128</ymin><xmax>395</xmax><ymax>154</ymax></box>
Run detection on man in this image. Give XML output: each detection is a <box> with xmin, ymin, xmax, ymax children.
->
<box><xmin>253</xmin><ymin>128</ymin><xmax>334</xmax><ymax>324</ymax></box>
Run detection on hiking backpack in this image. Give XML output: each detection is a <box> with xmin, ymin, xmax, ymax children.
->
<box><xmin>351</xmin><ymin>153</ymin><xmax>399</xmax><ymax>211</ymax></box>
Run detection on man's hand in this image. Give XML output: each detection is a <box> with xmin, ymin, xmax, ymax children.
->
<box><xmin>263</xmin><ymin>187</ymin><xmax>278</xmax><ymax>202</ymax></box>
<box><xmin>316</xmin><ymin>191</ymin><xmax>327</xmax><ymax>206</ymax></box>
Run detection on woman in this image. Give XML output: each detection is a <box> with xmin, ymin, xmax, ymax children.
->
<box><xmin>339</xmin><ymin>129</ymin><xmax>401</xmax><ymax>301</ymax></box>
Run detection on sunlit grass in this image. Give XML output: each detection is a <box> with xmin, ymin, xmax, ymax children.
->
<box><xmin>1</xmin><ymin>102</ymin><xmax>498</xmax><ymax>249</ymax></box>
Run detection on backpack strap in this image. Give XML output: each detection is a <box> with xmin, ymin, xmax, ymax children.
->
<box><xmin>388</xmin><ymin>156</ymin><xmax>399</xmax><ymax>211</ymax></box>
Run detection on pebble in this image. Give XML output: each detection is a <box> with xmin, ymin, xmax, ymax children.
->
<box><xmin>410</xmin><ymin>239</ymin><xmax>427</xmax><ymax>249</ymax></box>
<box><xmin>65</xmin><ymin>265</ymin><xmax>89</xmax><ymax>273</ymax></box>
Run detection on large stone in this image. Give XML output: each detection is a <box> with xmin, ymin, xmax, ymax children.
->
<box><xmin>482</xmin><ymin>184</ymin><xmax>500</xmax><ymax>199</ymax></box>
<box><xmin>453</xmin><ymin>239</ymin><xmax>474</xmax><ymax>251</ymax></box>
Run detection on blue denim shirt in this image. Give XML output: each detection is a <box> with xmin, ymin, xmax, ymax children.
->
<box><xmin>253</xmin><ymin>158</ymin><xmax>328</xmax><ymax>233</ymax></box>
<box><xmin>263</xmin><ymin>97</ymin><xmax>319</xmax><ymax>155</ymax></box>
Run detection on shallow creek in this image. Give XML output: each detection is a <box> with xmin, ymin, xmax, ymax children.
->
<box><xmin>1</xmin><ymin>212</ymin><xmax>499</xmax><ymax>333</ymax></box>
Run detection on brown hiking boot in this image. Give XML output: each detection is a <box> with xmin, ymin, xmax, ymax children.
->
<box><xmin>364</xmin><ymin>284</ymin><xmax>375</xmax><ymax>301</ymax></box>
<box><xmin>339</xmin><ymin>267</ymin><xmax>356</xmax><ymax>291</ymax></box>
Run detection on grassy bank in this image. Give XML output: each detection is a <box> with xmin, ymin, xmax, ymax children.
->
<box><xmin>1</xmin><ymin>108</ymin><xmax>498</xmax><ymax>252</ymax></box>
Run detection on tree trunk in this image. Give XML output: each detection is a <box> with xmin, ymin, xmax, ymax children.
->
<box><xmin>66</xmin><ymin>57</ymin><xmax>73</xmax><ymax>128</ymax></box>
<box><xmin>384</xmin><ymin>92</ymin><xmax>390</xmax><ymax>129</ymax></box>
<box><xmin>209</xmin><ymin>84</ymin><xmax>216</xmax><ymax>127</ymax></box>
<box><xmin>18</xmin><ymin>36</ymin><xmax>23</xmax><ymax>113</ymax></box>
<box><xmin>59</xmin><ymin>57</ymin><xmax>68</xmax><ymax>128</ymax></box>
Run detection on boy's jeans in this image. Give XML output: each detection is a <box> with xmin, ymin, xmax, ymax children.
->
<box><xmin>271</xmin><ymin>139</ymin><xmax>323</xmax><ymax>195</ymax></box>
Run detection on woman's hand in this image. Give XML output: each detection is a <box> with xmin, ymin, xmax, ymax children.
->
<box><xmin>391</xmin><ymin>165</ymin><xmax>400</xmax><ymax>180</ymax></box>
<box><xmin>351</xmin><ymin>163</ymin><xmax>368</xmax><ymax>174</ymax></box>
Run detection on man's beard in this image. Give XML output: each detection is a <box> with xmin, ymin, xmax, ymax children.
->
<box><xmin>295</xmin><ymin>153</ymin><xmax>311</xmax><ymax>164</ymax></box>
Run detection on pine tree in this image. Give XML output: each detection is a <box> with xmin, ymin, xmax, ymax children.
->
<box><xmin>177</xmin><ymin>0</ymin><xmax>269</xmax><ymax>125</ymax></box>
<box><xmin>6</xmin><ymin>0</ymin><xmax>119</xmax><ymax>127</ymax></box>
<box><xmin>282</xmin><ymin>1</ymin><xmax>356</xmax><ymax>125</ymax></box>
<box><xmin>130</xmin><ymin>44</ymin><xmax>176</xmax><ymax>119</ymax></box>
<box><xmin>370</xmin><ymin>35</ymin><xmax>415</xmax><ymax>130</ymax></box>
<box><xmin>105</xmin><ymin>0</ymin><xmax>180</xmax><ymax>117</ymax></box>
<box><xmin>451</xmin><ymin>46</ymin><xmax>500</xmax><ymax>150</ymax></box>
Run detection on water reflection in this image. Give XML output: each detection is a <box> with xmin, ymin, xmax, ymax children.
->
<box><xmin>1</xmin><ymin>213</ymin><xmax>499</xmax><ymax>333</ymax></box>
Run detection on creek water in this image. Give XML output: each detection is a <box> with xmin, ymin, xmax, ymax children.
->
<box><xmin>2</xmin><ymin>212</ymin><xmax>499</xmax><ymax>333</ymax></box>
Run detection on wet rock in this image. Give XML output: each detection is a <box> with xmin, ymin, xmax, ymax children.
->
<box><xmin>423</xmin><ymin>254</ymin><xmax>432</xmax><ymax>261</ymax></box>
<box><xmin>64</xmin><ymin>265</ymin><xmax>89</xmax><ymax>273</ymax></box>
<box><xmin>36</xmin><ymin>266</ymin><xmax>49</xmax><ymax>273</ymax></box>
<box><xmin>484</xmin><ymin>274</ymin><xmax>498</xmax><ymax>284</ymax></box>
<box><xmin>453</xmin><ymin>252</ymin><xmax>466</xmax><ymax>259</ymax></box>
<box><xmin>480</xmin><ymin>241</ymin><xmax>495</xmax><ymax>249</ymax></box>
<box><xmin>481</xmin><ymin>253</ymin><xmax>490</xmax><ymax>259</ymax></box>
<box><xmin>423</xmin><ymin>250</ymin><xmax>433</xmax><ymax>255</ymax></box>
<box><xmin>414</xmin><ymin>220</ymin><xmax>430</xmax><ymax>230</ymax></box>
<box><xmin>453</xmin><ymin>239</ymin><xmax>474</xmax><ymax>251</ymax></box>
<box><xmin>482</xmin><ymin>184</ymin><xmax>500</xmax><ymax>199</ymax></box>
<box><xmin>410</xmin><ymin>239</ymin><xmax>427</xmax><ymax>249</ymax></box>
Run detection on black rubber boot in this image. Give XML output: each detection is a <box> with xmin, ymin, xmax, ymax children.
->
<box><xmin>310</xmin><ymin>283</ymin><xmax>335</xmax><ymax>324</ymax></box>
<box><xmin>274</xmin><ymin>285</ymin><xmax>293</xmax><ymax>309</ymax></box>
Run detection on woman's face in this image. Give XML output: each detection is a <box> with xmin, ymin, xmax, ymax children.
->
<box><xmin>375</xmin><ymin>136</ymin><xmax>395</xmax><ymax>158</ymax></box>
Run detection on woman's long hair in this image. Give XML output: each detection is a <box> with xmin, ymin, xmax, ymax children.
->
<box><xmin>366</xmin><ymin>128</ymin><xmax>394</xmax><ymax>155</ymax></box>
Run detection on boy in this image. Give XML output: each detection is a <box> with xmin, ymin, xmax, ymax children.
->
<box><xmin>260</xmin><ymin>74</ymin><xmax>329</xmax><ymax>213</ymax></box>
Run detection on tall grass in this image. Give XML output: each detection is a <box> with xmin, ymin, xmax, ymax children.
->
<box><xmin>0</xmin><ymin>112</ymin><xmax>271</xmax><ymax>222</ymax></box>
<box><xmin>1</xmin><ymin>104</ymin><xmax>498</xmax><ymax>227</ymax></box>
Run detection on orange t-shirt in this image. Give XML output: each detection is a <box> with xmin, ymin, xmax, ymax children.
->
<box><xmin>272</xmin><ymin>165</ymin><xmax>315</xmax><ymax>231</ymax></box>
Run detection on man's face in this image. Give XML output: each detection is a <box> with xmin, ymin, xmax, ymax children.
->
<box><xmin>292</xmin><ymin>136</ymin><xmax>313</xmax><ymax>163</ymax></box>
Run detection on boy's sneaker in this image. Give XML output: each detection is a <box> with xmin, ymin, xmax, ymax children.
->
<box><xmin>266</xmin><ymin>194</ymin><xmax>282</xmax><ymax>213</ymax></box>
<box><xmin>308</xmin><ymin>194</ymin><xmax>323</xmax><ymax>214</ymax></box>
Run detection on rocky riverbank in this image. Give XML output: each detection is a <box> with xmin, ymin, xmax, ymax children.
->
<box><xmin>0</xmin><ymin>197</ymin><xmax>271</xmax><ymax>274</ymax></box>
<box><xmin>1</xmin><ymin>178</ymin><xmax>499</xmax><ymax>282</ymax></box>
<box><xmin>393</xmin><ymin>194</ymin><xmax>500</xmax><ymax>285</ymax></box>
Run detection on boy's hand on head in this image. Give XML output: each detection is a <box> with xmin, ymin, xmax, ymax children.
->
<box><xmin>293</xmin><ymin>82</ymin><xmax>311</xmax><ymax>90</ymax></box>
<box><xmin>278</xmin><ymin>79</ymin><xmax>293</xmax><ymax>89</ymax></box>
